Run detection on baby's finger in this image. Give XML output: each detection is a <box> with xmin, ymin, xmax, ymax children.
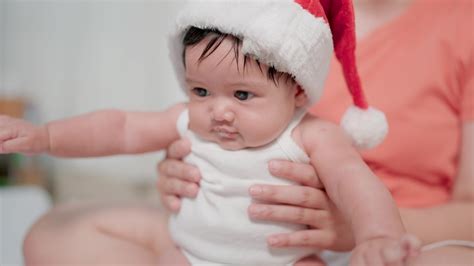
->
<box><xmin>158</xmin><ymin>158</ymin><xmax>200</xmax><ymax>183</ymax></box>
<box><xmin>364</xmin><ymin>249</ymin><xmax>385</xmax><ymax>266</ymax></box>
<box><xmin>166</xmin><ymin>138</ymin><xmax>191</xmax><ymax>159</ymax></box>
<box><xmin>0</xmin><ymin>115</ymin><xmax>15</xmax><ymax>124</ymax></box>
<box><xmin>400</xmin><ymin>234</ymin><xmax>421</xmax><ymax>257</ymax></box>
<box><xmin>349</xmin><ymin>251</ymin><xmax>366</xmax><ymax>266</ymax></box>
<box><xmin>268</xmin><ymin>160</ymin><xmax>323</xmax><ymax>188</ymax></box>
<box><xmin>0</xmin><ymin>128</ymin><xmax>16</xmax><ymax>141</ymax></box>
<box><xmin>267</xmin><ymin>230</ymin><xmax>334</xmax><ymax>249</ymax></box>
<box><xmin>1</xmin><ymin>137</ymin><xmax>26</xmax><ymax>153</ymax></box>
<box><xmin>383</xmin><ymin>245</ymin><xmax>404</xmax><ymax>266</ymax></box>
<box><xmin>0</xmin><ymin>129</ymin><xmax>14</xmax><ymax>153</ymax></box>
<box><xmin>249</xmin><ymin>184</ymin><xmax>328</xmax><ymax>209</ymax></box>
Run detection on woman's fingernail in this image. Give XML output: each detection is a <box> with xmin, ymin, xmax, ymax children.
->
<box><xmin>248</xmin><ymin>205</ymin><xmax>265</xmax><ymax>217</ymax></box>
<box><xmin>170</xmin><ymin>198</ymin><xmax>181</xmax><ymax>211</ymax></box>
<box><xmin>268</xmin><ymin>236</ymin><xmax>281</xmax><ymax>246</ymax></box>
<box><xmin>249</xmin><ymin>186</ymin><xmax>262</xmax><ymax>196</ymax></box>
<box><xmin>179</xmin><ymin>141</ymin><xmax>188</xmax><ymax>151</ymax></box>
<box><xmin>189</xmin><ymin>169</ymin><xmax>200</xmax><ymax>182</ymax></box>
<box><xmin>268</xmin><ymin>161</ymin><xmax>280</xmax><ymax>172</ymax></box>
<box><xmin>186</xmin><ymin>184</ymin><xmax>197</xmax><ymax>195</ymax></box>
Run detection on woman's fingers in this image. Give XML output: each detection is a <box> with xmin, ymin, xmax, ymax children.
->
<box><xmin>160</xmin><ymin>195</ymin><xmax>181</xmax><ymax>212</ymax></box>
<box><xmin>157</xmin><ymin>158</ymin><xmax>200</xmax><ymax>183</ymax></box>
<box><xmin>162</xmin><ymin>177</ymin><xmax>199</xmax><ymax>198</ymax></box>
<box><xmin>156</xmin><ymin>138</ymin><xmax>201</xmax><ymax>213</ymax></box>
<box><xmin>249</xmin><ymin>184</ymin><xmax>328</xmax><ymax>209</ymax></box>
<box><xmin>248</xmin><ymin>203</ymin><xmax>328</xmax><ymax>227</ymax></box>
<box><xmin>166</xmin><ymin>138</ymin><xmax>192</xmax><ymax>159</ymax></box>
<box><xmin>266</xmin><ymin>229</ymin><xmax>336</xmax><ymax>249</ymax></box>
<box><xmin>157</xmin><ymin>173</ymin><xmax>198</xmax><ymax>212</ymax></box>
<box><xmin>157</xmin><ymin>138</ymin><xmax>200</xmax><ymax>183</ymax></box>
<box><xmin>268</xmin><ymin>160</ymin><xmax>323</xmax><ymax>188</ymax></box>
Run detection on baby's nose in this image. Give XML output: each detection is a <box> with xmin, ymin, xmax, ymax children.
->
<box><xmin>212</xmin><ymin>103</ymin><xmax>235</xmax><ymax>122</ymax></box>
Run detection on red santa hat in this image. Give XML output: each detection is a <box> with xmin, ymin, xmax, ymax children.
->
<box><xmin>169</xmin><ymin>0</ymin><xmax>388</xmax><ymax>149</ymax></box>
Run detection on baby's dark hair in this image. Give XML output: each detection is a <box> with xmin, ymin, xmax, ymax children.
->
<box><xmin>182</xmin><ymin>26</ymin><xmax>294</xmax><ymax>85</ymax></box>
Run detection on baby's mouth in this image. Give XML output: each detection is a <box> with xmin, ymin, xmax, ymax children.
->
<box><xmin>213</xmin><ymin>127</ymin><xmax>238</xmax><ymax>139</ymax></box>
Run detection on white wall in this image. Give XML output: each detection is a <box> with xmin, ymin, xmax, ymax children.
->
<box><xmin>2</xmin><ymin>1</ymin><xmax>186</xmax><ymax>184</ymax></box>
<box><xmin>0</xmin><ymin>0</ymin><xmax>4</xmax><ymax>89</ymax></box>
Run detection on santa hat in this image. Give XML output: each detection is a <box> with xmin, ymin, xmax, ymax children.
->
<box><xmin>169</xmin><ymin>0</ymin><xmax>388</xmax><ymax>149</ymax></box>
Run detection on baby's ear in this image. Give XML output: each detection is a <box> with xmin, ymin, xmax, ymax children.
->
<box><xmin>294</xmin><ymin>85</ymin><xmax>308</xmax><ymax>107</ymax></box>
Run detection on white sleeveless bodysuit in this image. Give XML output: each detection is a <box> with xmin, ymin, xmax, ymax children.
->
<box><xmin>168</xmin><ymin>109</ymin><xmax>314</xmax><ymax>265</ymax></box>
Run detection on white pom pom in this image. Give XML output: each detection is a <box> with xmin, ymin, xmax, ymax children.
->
<box><xmin>341</xmin><ymin>106</ymin><xmax>388</xmax><ymax>149</ymax></box>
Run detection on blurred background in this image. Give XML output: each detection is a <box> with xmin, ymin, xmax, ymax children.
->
<box><xmin>0</xmin><ymin>1</ymin><xmax>185</xmax><ymax>264</ymax></box>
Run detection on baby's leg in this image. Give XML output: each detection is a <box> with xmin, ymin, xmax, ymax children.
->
<box><xmin>23</xmin><ymin>202</ymin><xmax>190</xmax><ymax>266</ymax></box>
<box><xmin>294</xmin><ymin>254</ymin><xmax>326</xmax><ymax>266</ymax></box>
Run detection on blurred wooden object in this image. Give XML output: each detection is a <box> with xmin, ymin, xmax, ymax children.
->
<box><xmin>15</xmin><ymin>163</ymin><xmax>47</xmax><ymax>187</ymax></box>
<box><xmin>0</xmin><ymin>98</ymin><xmax>25</xmax><ymax>118</ymax></box>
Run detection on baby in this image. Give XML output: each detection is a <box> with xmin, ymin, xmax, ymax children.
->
<box><xmin>0</xmin><ymin>0</ymin><xmax>420</xmax><ymax>265</ymax></box>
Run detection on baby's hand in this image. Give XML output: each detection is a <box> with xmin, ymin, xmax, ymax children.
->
<box><xmin>0</xmin><ymin>115</ymin><xmax>50</xmax><ymax>155</ymax></box>
<box><xmin>350</xmin><ymin>234</ymin><xmax>421</xmax><ymax>266</ymax></box>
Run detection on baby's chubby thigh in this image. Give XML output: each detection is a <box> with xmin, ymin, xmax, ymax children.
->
<box><xmin>24</xmin><ymin>201</ymin><xmax>189</xmax><ymax>265</ymax></box>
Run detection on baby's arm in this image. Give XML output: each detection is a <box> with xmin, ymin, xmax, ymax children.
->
<box><xmin>0</xmin><ymin>103</ymin><xmax>185</xmax><ymax>157</ymax></box>
<box><xmin>297</xmin><ymin>116</ymin><xmax>418</xmax><ymax>263</ymax></box>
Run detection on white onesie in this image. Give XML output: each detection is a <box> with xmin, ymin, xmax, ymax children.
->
<box><xmin>168</xmin><ymin>109</ymin><xmax>314</xmax><ymax>265</ymax></box>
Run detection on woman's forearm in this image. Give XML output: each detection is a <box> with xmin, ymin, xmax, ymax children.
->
<box><xmin>400</xmin><ymin>201</ymin><xmax>474</xmax><ymax>244</ymax></box>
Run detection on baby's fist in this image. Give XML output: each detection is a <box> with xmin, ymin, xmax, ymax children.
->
<box><xmin>383</xmin><ymin>234</ymin><xmax>421</xmax><ymax>265</ymax></box>
<box><xmin>0</xmin><ymin>115</ymin><xmax>50</xmax><ymax>155</ymax></box>
<box><xmin>350</xmin><ymin>234</ymin><xmax>421</xmax><ymax>266</ymax></box>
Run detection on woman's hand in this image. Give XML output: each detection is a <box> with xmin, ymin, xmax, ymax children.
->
<box><xmin>156</xmin><ymin>141</ymin><xmax>355</xmax><ymax>250</ymax></box>
<box><xmin>156</xmin><ymin>138</ymin><xmax>201</xmax><ymax>212</ymax></box>
<box><xmin>248</xmin><ymin>160</ymin><xmax>355</xmax><ymax>251</ymax></box>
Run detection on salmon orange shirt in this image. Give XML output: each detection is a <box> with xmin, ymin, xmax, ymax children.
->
<box><xmin>310</xmin><ymin>0</ymin><xmax>473</xmax><ymax>207</ymax></box>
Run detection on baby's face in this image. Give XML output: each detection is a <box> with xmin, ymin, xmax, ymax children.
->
<box><xmin>184</xmin><ymin>36</ymin><xmax>305</xmax><ymax>150</ymax></box>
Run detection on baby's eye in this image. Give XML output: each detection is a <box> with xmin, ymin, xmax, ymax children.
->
<box><xmin>191</xmin><ymin>87</ymin><xmax>210</xmax><ymax>97</ymax></box>
<box><xmin>234</xmin><ymin>90</ymin><xmax>254</xmax><ymax>101</ymax></box>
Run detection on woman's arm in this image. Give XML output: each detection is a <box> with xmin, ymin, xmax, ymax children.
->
<box><xmin>249</xmin><ymin>123</ymin><xmax>474</xmax><ymax>250</ymax></box>
<box><xmin>299</xmin><ymin>118</ymin><xmax>405</xmax><ymax>244</ymax></box>
<box><xmin>401</xmin><ymin>122</ymin><xmax>474</xmax><ymax>244</ymax></box>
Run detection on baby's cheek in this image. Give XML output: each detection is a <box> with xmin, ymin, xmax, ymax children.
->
<box><xmin>189</xmin><ymin>109</ymin><xmax>208</xmax><ymax>129</ymax></box>
<box><xmin>244</xmin><ymin>123</ymin><xmax>283</xmax><ymax>147</ymax></box>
